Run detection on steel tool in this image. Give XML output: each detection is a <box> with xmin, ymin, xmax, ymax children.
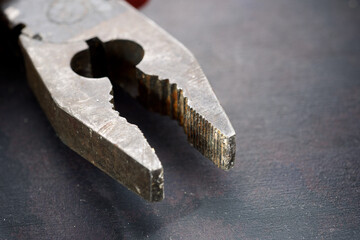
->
<box><xmin>2</xmin><ymin>0</ymin><xmax>236</xmax><ymax>202</ymax></box>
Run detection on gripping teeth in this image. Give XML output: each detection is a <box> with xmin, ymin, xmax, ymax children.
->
<box><xmin>137</xmin><ymin>71</ymin><xmax>234</xmax><ymax>170</ymax></box>
<box><xmin>109</xmin><ymin>89</ymin><xmax>115</xmax><ymax>110</ymax></box>
<box><xmin>70</xmin><ymin>36</ymin><xmax>235</xmax><ymax>170</ymax></box>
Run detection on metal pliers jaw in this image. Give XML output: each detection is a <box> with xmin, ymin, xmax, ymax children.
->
<box><xmin>4</xmin><ymin>0</ymin><xmax>236</xmax><ymax>202</ymax></box>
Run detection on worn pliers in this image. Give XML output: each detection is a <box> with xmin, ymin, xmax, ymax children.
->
<box><xmin>2</xmin><ymin>0</ymin><xmax>236</xmax><ymax>202</ymax></box>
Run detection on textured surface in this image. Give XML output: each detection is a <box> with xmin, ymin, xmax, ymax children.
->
<box><xmin>11</xmin><ymin>0</ymin><xmax>236</xmax><ymax>202</ymax></box>
<box><xmin>3</xmin><ymin>0</ymin><xmax>127</xmax><ymax>43</ymax></box>
<box><xmin>68</xmin><ymin>4</ymin><xmax>236</xmax><ymax>169</ymax></box>
<box><xmin>1</xmin><ymin>0</ymin><xmax>360</xmax><ymax>239</ymax></box>
<box><xmin>9</xmin><ymin>0</ymin><xmax>236</xmax><ymax>172</ymax></box>
<box><xmin>20</xmin><ymin>37</ymin><xmax>164</xmax><ymax>202</ymax></box>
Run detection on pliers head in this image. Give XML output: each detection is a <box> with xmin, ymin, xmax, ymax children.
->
<box><xmin>3</xmin><ymin>0</ymin><xmax>236</xmax><ymax>201</ymax></box>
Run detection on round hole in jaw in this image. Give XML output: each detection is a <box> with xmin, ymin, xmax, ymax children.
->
<box><xmin>70</xmin><ymin>38</ymin><xmax>144</xmax><ymax>79</ymax></box>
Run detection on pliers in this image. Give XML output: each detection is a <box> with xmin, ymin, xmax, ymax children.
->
<box><xmin>2</xmin><ymin>0</ymin><xmax>236</xmax><ymax>202</ymax></box>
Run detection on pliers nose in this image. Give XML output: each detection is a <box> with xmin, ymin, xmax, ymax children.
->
<box><xmin>4</xmin><ymin>0</ymin><xmax>236</xmax><ymax>202</ymax></box>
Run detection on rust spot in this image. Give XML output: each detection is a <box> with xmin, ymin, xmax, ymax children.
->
<box><xmin>171</xmin><ymin>85</ymin><xmax>178</xmax><ymax>119</ymax></box>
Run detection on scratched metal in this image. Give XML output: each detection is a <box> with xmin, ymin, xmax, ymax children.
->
<box><xmin>2</xmin><ymin>0</ymin><xmax>127</xmax><ymax>43</ymax></box>
<box><xmin>4</xmin><ymin>0</ymin><xmax>236</xmax><ymax>171</ymax></box>
<box><xmin>1</xmin><ymin>0</ymin><xmax>360</xmax><ymax>239</ymax></box>
<box><xmin>2</xmin><ymin>0</ymin><xmax>236</xmax><ymax>202</ymax></box>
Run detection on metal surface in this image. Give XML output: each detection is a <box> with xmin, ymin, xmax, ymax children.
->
<box><xmin>2</xmin><ymin>0</ymin><xmax>236</xmax><ymax>202</ymax></box>
<box><xmin>3</xmin><ymin>0</ymin><xmax>127</xmax><ymax>43</ymax></box>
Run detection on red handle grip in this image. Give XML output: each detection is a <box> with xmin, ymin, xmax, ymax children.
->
<box><xmin>125</xmin><ymin>0</ymin><xmax>149</xmax><ymax>9</ymax></box>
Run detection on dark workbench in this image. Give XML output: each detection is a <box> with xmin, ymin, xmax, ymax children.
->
<box><xmin>1</xmin><ymin>0</ymin><xmax>359</xmax><ymax>239</ymax></box>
